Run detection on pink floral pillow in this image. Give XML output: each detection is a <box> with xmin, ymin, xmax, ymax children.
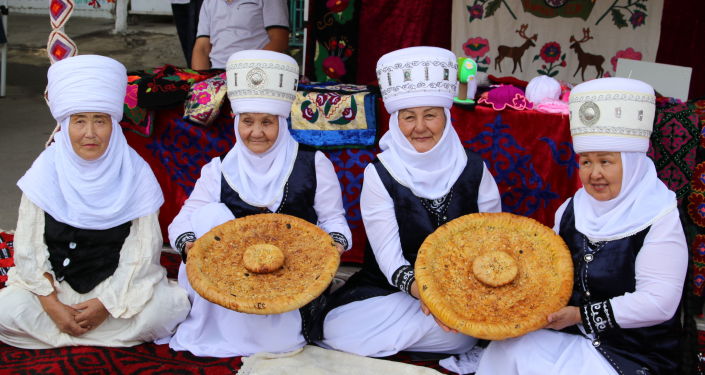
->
<box><xmin>183</xmin><ymin>72</ymin><xmax>227</xmax><ymax>126</ymax></box>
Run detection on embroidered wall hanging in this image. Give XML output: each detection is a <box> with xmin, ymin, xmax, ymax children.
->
<box><xmin>305</xmin><ymin>0</ymin><xmax>360</xmax><ymax>83</ymax></box>
<box><xmin>451</xmin><ymin>0</ymin><xmax>663</xmax><ymax>84</ymax></box>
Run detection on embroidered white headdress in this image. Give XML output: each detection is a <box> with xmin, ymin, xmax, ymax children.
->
<box><xmin>376</xmin><ymin>46</ymin><xmax>458</xmax><ymax>114</ymax></box>
<box><xmin>226</xmin><ymin>50</ymin><xmax>299</xmax><ymax>117</ymax></box>
<box><xmin>569</xmin><ymin>77</ymin><xmax>655</xmax><ymax>153</ymax></box>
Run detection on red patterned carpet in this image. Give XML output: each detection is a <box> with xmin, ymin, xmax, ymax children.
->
<box><xmin>0</xmin><ymin>342</ymin><xmax>456</xmax><ymax>374</ymax></box>
<box><xmin>0</xmin><ymin>342</ymin><xmax>243</xmax><ymax>374</ymax></box>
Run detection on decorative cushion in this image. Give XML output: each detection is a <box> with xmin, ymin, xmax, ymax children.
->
<box><xmin>121</xmin><ymin>75</ymin><xmax>154</xmax><ymax>137</ymax></box>
<box><xmin>289</xmin><ymin>83</ymin><xmax>378</xmax><ymax>148</ymax></box>
<box><xmin>184</xmin><ymin>72</ymin><xmax>228</xmax><ymax>127</ymax></box>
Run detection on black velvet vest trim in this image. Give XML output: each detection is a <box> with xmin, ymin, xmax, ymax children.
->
<box><xmin>559</xmin><ymin>200</ymin><xmax>681</xmax><ymax>374</ymax></box>
<box><xmin>220</xmin><ymin>147</ymin><xmax>318</xmax><ymax>225</ymax></box>
<box><xmin>335</xmin><ymin>149</ymin><xmax>485</xmax><ymax>303</ymax></box>
<box><xmin>220</xmin><ymin>146</ymin><xmax>322</xmax><ymax>343</ymax></box>
<box><xmin>44</xmin><ymin>213</ymin><xmax>131</xmax><ymax>294</ymax></box>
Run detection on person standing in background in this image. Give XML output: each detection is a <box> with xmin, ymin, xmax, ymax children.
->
<box><xmin>191</xmin><ymin>0</ymin><xmax>289</xmax><ymax>70</ymax></box>
<box><xmin>171</xmin><ymin>0</ymin><xmax>204</xmax><ymax>68</ymax></box>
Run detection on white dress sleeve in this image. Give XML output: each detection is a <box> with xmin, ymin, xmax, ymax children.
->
<box><xmin>97</xmin><ymin>211</ymin><xmax>167</xmax><ymax>319</ymax></box>
<box><xmin>6</xmin><ymin>194</ymin><xmax>54</xmax><ymax>296</ymax></box>
<box><xmin>552</xmin><ymin>198</ymin><xmax>572</xmax><ymax>233</ymax></box>
<box><xmin>476</xmin><ymin>162</ymin><xmax>502</xmax><ymax>213</ymax></box>
<box><xmin>360</xmin><ymin>165</ymin><xmax>409</xmax><ymax>286</ymax></box>
<box><xmin>610</xmin><ymin>208</ymin><xmax>688</xmax><ymax>328</ymax></box>
<box><xmin>168</xmin><ymin>157</ymin><xmax>223</xmax><ymax>251</ymax></box>
<box><xmin>313</xmin><ymin>151</ymin><xmax>352</xmax><ymax>250</ymax></box>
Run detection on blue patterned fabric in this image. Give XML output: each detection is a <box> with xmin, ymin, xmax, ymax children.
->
<box><xmin>289</xmin><ymin>83</ymin><xmax>378</xmax><ymax>148</ymax></box>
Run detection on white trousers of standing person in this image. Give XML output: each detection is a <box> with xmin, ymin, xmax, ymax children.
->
<box><xmin>319</xmin><ymin>292</ymin><xmax>477</xmax><ymax>357</ymax></box>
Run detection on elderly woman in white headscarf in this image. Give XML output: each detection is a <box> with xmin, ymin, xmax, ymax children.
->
<box><xmin>163</xmin><ymin>50</ymin><xmax>352</xmax><ymax>357</ymax></box>
<box><xmin>0</xmin><ymin>55</ymin><xmax>190</xmax><ymax>349</ymax></box>
<box><xmin>476</xmin><ymin>77</ymin><xmax>688</xmax><ymax>374</ymax></box>
<box><xmin>319</xmin><ymin>46</ymin><xmax>502</xmax><ymax>358</ymax></box>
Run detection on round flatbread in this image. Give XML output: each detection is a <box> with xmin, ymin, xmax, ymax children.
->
<box><xmin>186</xmin><ymin>213</ymin><xmax>340</xmax><ymax>315</ymax></box>
<box><xmin>415</xmin><ymin>212</ymin><xmax>573</xmax><ymax>340</ymax></box>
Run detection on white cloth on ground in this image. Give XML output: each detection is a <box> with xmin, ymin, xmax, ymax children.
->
<box><xmin>553</xmin><ymin>198</ymin><xmax>687</xmax><ymax>329</ymax></box>
<box><xmin>237</xmin><ymin>345</ymin><xmax>444</xmax><ymax>375</ymax></box>
<box><xmin>319</xmin><ymin>292</ymin><xmax>477</xmax><ymax>357</ymax></box>
<box><xmin>438</xmin><ymin>346</ymin><xmax>484</xmax><ymax>375</ymax></box>
<box><xmin>573</xmin><ymin>152</ymin><xmax>676</xmax><ymax>242</ymax></box>
<box><xmin>377</xmin><ymin>108</ymin><xmax>468</xmax><ymax>200</ymax></box>
<box><xmin>0</xmin><ymin>195</ymin><xmax>190</xmax><ymax>349</ymax></box>
<box><xmin>476</xmin><ymin>329</ymin><xmax>618</xmax><ymax>375</ymax></box>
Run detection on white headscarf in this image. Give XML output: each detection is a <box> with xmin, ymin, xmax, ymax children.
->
<box><xmin>377</xmin><ymin>108</ymin><xmax>468</xmax><ymax>200</ymax></box>
<box><xmin>17</xmin><ymin>55</ymin><xmax>164</xmax><ymax>230</ymax></box>
<box><xmin>221</xmin><ymin>114</ymin><xmax>299</xmax><ymax>207</ymax></box>
<box><xmin>573</xmin><ymin>152</ymin><xmax>676</xmax><ymax>242</ymax></box>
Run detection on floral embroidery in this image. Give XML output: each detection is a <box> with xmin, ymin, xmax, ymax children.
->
<box><xmin>299</xmin><ymin>92</ymin><xmax>357</xmax><ymax>126</ymax></box>
<box><xmin>124</xmin><ymin>84</ymin><xmax>138</xmax><ymax>108</ymax></box>
<box><xmin>323</xmin><ymin>56</ymin><xmax>346</xmax><ymax>79</ymax></box>
<box><xmin>689</xmin><ymin>194</ymin><xmax>705</xmax><ymax>228</ymax></box>
<box><xmin>694</xmin><ymin>235</ymin><xmax>705</xmax><ymax>256</ymax></box>
<box><xmin>533</xmin><ymin>41</ymin><xmax>567</xmax><ymax>77</ymax></box>
<box><xmin>695</xmin><ymin>274</ymin><xmax>705</xmax><ymax>288</ymax></box>
<box><xmin>326</xmin><ymin>0</ymin><xmax>349</xmax><ymax>13</ymax></box>
<box><xmin>196</xmin><ymin>91</ymin><xmax>211</xmax><ymax>105</ymax></box>
<box><xmin>465</xmin><ymin>0</ymin><xmax>517</xmax><ymax>23</ymax></box>
<box><xmin>317</xmin><ymin>38</ymin><xmax>354</xmax><ymax>81</ymax></box>
<box><xmin>463</xmin><ymin>37</ymin><xmax>492</xmax><ymax>73</ymax></box>
<box><xmin>693</xmin><ymin>163</ymin><xmax>705</xmax><ymax>192</ymax></box>
<box><xmin>468</xmin><ymin>4</ymin><xmax>483</xmax><ymax>20</ymax></box>
<box><xmin>630</xmin><ymin>10</ymin><xmax>646</xmax><ymax>28</ymax></box>
<box><xmin>595</xmin><ymin>0</ymin><xmax>648</xmax><ymax>29</ymax></box>
<box><xmin>610</xmin><ymin>47</ymin><xmax>642</xmax><ymax>72</ymax></box>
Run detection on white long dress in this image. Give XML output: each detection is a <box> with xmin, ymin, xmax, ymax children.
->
<box><xmin>319</xmin><ymin>162</ymin><xmax>502</xmax><ymax>357</ymax></box>
<box><xmin>475</xmin><ymin>200</ymin><xmax>687</xmax><ymax>374</ymax></box>
<box><xmin>0</xmin><ymin>195</ymin><xmax>191</xmax><ymax>349</ymax></box>
<box><xmin>162</xmin><ymin>151</ymin><xmax>352</xmax><ymax>357</ymax></box>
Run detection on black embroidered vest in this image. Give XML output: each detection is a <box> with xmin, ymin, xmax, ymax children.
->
<box><xmin>220</xmin><ymin>147</ymin><xmax>323</xmax><ymax>342</ymax></box>
<box><xmin>559</xmin><ymin>200</ymin><xmax>681</xmax><ymax>374</ymax></box>
<box><xmin>44</xmin><ymin>213</ymin><xmax>131</xmax><ymax>294</ymax></box>
<box><xmin>347</xmin><ymin>149</ymin><xmax>484</xmax><ymax>296</ymax></box>
<box><xmin>220</xmin><ymin>148</ymin><xmax>318</xmax><ymax>225</ymax></box>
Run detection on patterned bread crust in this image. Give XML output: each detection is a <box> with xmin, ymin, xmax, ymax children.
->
<box><xmin>415</xmin><ymin>212</ymin><xmax>573</xmax><ymax>340</ymax></box>
<box><xmin>186</xmin><ymin>214</ymin><xmax>340</xmax><ymax>314</ymax></box>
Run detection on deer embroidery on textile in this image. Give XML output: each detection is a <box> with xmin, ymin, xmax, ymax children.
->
<box><xmin>494</xmin><ymin>24</ymin><xmax>537</xmax><ymax>74</ymax></box>
<box><xmin>570</xmin><ymin>28</ymin><xmax>605</xmax><ymax>81</ymax></box>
